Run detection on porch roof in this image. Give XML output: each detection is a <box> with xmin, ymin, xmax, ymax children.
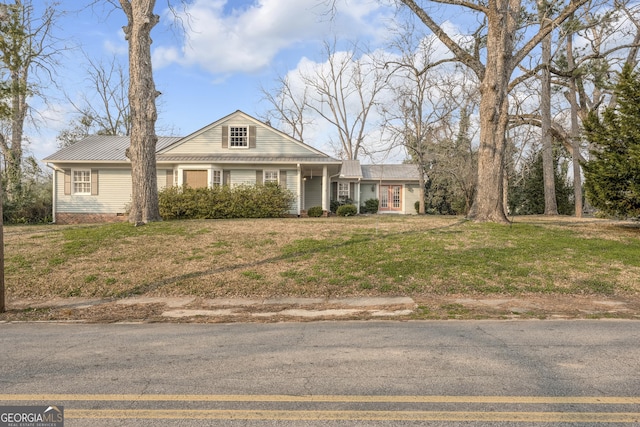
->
<box><xmin>362</xmin><ymin>164</ymin><xmax>422</xmax><ymax>181</ymax></box>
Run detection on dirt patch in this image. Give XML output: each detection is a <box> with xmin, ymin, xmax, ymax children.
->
<box><xmin>2</xmin><ymin>294</ymin><xmax>639</xmax><ymax>323</ymax></box>
<box><xmin>413</xmin><ymin>294</ymin><xmax>640</xmax><ymax>320</ymax></box>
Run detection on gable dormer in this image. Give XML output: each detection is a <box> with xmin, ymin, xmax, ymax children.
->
<box><xmin>158</xmin><ymin>110</ymin><xmax>335</xmax><ymax>159</ymax></box>
<box><xmin>221</xmin><ymin>125</ymin><xmax>256</xmax><ymax>149</ymax></box>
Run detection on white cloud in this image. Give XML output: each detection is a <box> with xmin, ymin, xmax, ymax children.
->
<box><xmin>152</xmin><ymin>0</ymin><xmax>391</xmax><ymax>75</ymax></box>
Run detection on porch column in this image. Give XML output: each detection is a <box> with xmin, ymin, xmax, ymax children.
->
<box><xmin>322</xmin><ymin>165</ymin><xmax>328</xmax><ymax>212</ymax></box>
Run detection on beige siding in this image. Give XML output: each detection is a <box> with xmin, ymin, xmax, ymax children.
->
<box><xmin>230</xmin><ymin>170</ymin><xmax>257</xmax><ymax>186</ymax></box>
<box><xmin>360</xmin><ymin>182</ymin><xmax>377</xmax><ymax>203</ymax></box>
<box><xmin>304</xmin><ymin>177</ymin><xmax>322</xmax><ymax>210</ymax></box>
<box><xmin>56</xmin><ymin>167</ymin><xmax>170</xmax><ymax>214</ymax></box>
<box><xmin>404</xmin><ymin>184</ymin><xmax>420</xmax><ymax>214</ymax></box>
<box><xmin>165</xmin><ymin>117</ymin><xmax>317</xmax><ymax>156</ymax></box>
<box><xmin>57</xmin><ymin>168</ymin><xmax>132</xmax><ymax>214</ymax></box>
<box><xmin>284</xmin><ymin>171</ymin><xmax>299</xmax><ymax>214</ymax></box>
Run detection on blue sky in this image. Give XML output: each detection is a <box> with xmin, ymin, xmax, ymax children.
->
<box><xmin>29</xmin><ymin>0</ymin><xmax>630</xmax><ymax>165</ymax></box>
<box><xmin>29</xmin><ymin>0</ymin><xmax>399</xmax><ymax>163</ymax></box>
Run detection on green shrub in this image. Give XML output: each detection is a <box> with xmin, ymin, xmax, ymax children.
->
<box><xmin>330</xmin><ymin>198</ymin><xmax>353</xmax><ymax>213</ymax></box>
<box><xmin>158</xmin><ymin>183</ymin><xmax>295</xmax><ymax>220</ymax></box>
<box><xmin>361</xmin><ymin>198</ymin><xmax>379</xmax><ymax>214</ymax></box>
<box><xmin>415</xmin><ymin>200</ymin><xmax>436</xmax><ymax>215</ymax></box>
<box><xmin>307</xmin><ymin>206</ymin><xmax>324</xmax><ymax>217</ymax></box>
<box><xmin>336</xmin><ymin>204</ymin><xmax>357</xmax><ymax>216</ymax></box>
<box><xmin>2</xmin><ymin>158</ymin><xmax>53</xmax><ymax>224</ymax></box>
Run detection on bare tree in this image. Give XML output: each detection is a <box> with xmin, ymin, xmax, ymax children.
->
<box><xmin>73</xmin><ymin>54</ymin><xmax>131</xmax><ymax>136</ymax></box>
<box><xmin>57</xmin><ymin>54</ymin><xmax>130</xmax><ymax>147</ymax></box>
<box><xmin>56</xmin><ymin>111</ymin><xmax>94</xmax><ymax>148</ymax></box>
<box><xmin>513</xmin><ymin>1</ymin><xmax>640</xmax><ymax>216</ymax></box>
<box><xmin>260</xmin><ymin>73</ymin><xmax>310</xmax><ymax>142</ymax></box>
<box><xmin>564</xmin><ymin>15</ymin><xmax>584</xmax><ymax>217</ymax></box>
<box><xmin>398</xmin><ymin>0</ymin><xmax>589</xmax><ymax>223</ymax></box>
<box><xmin>118</xmin><ymin>0</ymin><xmax>161</xmax><ymax>225</ymax></box>
<box><xmin>300</xmin><ymin>39</ymin><xmax>389</xmax><ymax>160</ymax></box>
<box><xmin>382</xmin><ymin>24</ymin><xmax>461</xmax><ymax>214</ymax></box>
<box><xmin>538</xmin><ymin>0</ymin><xmax>559</xmax><ymax>215</ymax></box>
<box><xmin>0</xmin><ymin>0</ymin><xmax>59</xmax><ymax>201</ymax></box>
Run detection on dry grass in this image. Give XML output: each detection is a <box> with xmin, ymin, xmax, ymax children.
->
<box><xmin>4</xmin><ymin>215</ymin><xmax>640</xmax><ymax>305</ymax></box>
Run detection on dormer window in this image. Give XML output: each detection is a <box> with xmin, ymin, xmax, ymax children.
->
<box><xmin>230</xmin><ymin>126</ymin><xmax>248</xmax><ymax>147</ymax></box>
<box><xmin>222</xmin><ymin>125</ymin><xmax>256</xmax><ymax>149</ymax></box>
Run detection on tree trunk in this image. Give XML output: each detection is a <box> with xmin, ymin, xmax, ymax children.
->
<box><xmin>418</xmin><ymin>174</ymin><xmax>426</xmax><ymax>214</ymax></box>
<box><xmin>467</xmin><ymin>0</ymin><xmax>516</xmax><ymax>223</ymax></box>
<box><xmin>1</xmin><ymin>0</ymin><xmax>29</xmax><ymax>202</ymax></box>
<box><xmin>120</xmin><ymin>0</ymin><xmax>161</xmax><ymax>225</ymax></box>
<box><xmin>0</xmin><ymin>177</ymin><xmax>4</xmax><ymax>313</ymax></box>
<box><xmin>539</xmin><ymin>1</ymin><xmax>558</xmax><ymax>215</ymax></box>
<box><xmin>566</xmin><ymin>27</ymin><xmax>583</xmax><ymax>217</ymax></box>
<box><xmin>6</xmin><ymin>72</ymin><xmax>26</xmax><ymax>201</ymax></box>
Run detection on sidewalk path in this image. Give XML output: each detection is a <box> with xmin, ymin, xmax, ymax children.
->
<box><xmin>4</xmin><ymin>294</ymin><xmax>640</xmax><ymax>322</ymax></box>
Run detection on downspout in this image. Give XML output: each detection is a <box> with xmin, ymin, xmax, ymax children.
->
<box><xmin>356</xmin><ymin>178</ymin><xmax>361</xmax><ymax>214</ymax></box>
<box><xmin>46</xmin><ymin>163</ymin><xmax>58</xmax><ymax>224</ymax></box>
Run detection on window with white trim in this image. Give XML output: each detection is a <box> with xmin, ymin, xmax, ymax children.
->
<box><xmin>212</xmin><ymin>170</ymin><xmax>222</xmax><ymax>187</ymax></box>
<box><xmin>73</xmin><ymin>170</ymin><xmax>91</xmax><ymax>195</ymax></box>
<box><xmin>229</xmin><ymin>126</ymin><xmax>248</xmax><ymax>147</ymax></box>
<box><xmin>264</xmin><ymin>170</ymin><xmax>279</xmax><ymax>184</ymax></box>
<box><xmin>338</xmin><ymin>182</ymin><xmax>350</xmax><ymax>199</ymax></box>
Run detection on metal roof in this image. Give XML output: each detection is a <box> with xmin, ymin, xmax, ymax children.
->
<box><xmin>156</xmin><ymin>154</ymin><xmax>341</xmax><ymax>163</ymax></box>
<box><xmin>43</xmin><ymin>136</ymin><xmax>182</xmax><ymax>162</ymax></box>
<box><xmin>43</xmin><ymin>133</ymin><xmax>340</xmax><ymax>165</ymax></box>
<box><xmin>361</xmin><ymin>164</ymin><xmax>422</xmax><ymax>181</ymax></box>
<box><xmin>339</xmin><ymin>160</ymin><xmax>363</xmax><ymax>178</ymax></box>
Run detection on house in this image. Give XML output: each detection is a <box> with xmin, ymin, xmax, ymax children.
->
<box><xmin>44</xmin><ymin>110</ymin><xmax>422</xmax><ymax>224</ymax></box>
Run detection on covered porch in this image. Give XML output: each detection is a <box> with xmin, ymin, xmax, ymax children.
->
<box><xmin>298</xmin><ymin>163</ymin><xmax>340</xmax><ymax>215</ymax></box>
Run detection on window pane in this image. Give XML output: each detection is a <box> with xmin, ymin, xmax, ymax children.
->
<box><xmin>73</xmin><ymin>170</ymin><xmax>91</xmax><ymax>194</ymax></box>
<box><xmin>393</xmin><ymin>186</ymin><xmax>401</xmax><ymax>208</ymax></box>
<box><xmin>264</xmin><ymin>170</ymin><xmax>278</xmax><ymax>183</ymax></box>
<box><xmin>338</xmin><ymin>182</ymin><xmax>349</xmax><ymax>198</ymax></box>
<box><xmin>212</xmin><ymin>170</ymin><xmax>222</xmax><ymax>186</ymax></box>
<box><xmin>380</xmin><ymin>189</ymin><xmax>388</xmax><ymax>208</ymax></box>
<box><xmin>230</xmin><ymin>126</ymin><xmax>248</xmax><ymax>147</ymax></box>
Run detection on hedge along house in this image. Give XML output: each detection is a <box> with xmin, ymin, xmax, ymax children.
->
<box><xmin>44</xmin><ymin>110</ymin><xmax>422</xmax><ymax>224</ymax></box>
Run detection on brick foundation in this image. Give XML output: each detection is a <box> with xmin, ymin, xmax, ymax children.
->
<box><xmin>55</xmin><ymin>213</ymin><xmax>129</xmax><ymax>225</ymax></box>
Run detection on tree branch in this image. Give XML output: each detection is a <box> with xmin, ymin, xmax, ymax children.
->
<box><xmin>398</xmin><ymin>0</ymin><xmax>486</xmax><ymax>79</ymax></box>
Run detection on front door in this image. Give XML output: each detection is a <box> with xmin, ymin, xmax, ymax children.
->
<box><xmin>379</xmin><ymin>185</ymin><xmax>402</xmax><ymax>212</ymax></box>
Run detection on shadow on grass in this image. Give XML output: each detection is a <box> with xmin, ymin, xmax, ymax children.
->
<box><xmin>118</xmin><ymin>217</ymin><xmax>470</xmax><ymax>297</ymax></box>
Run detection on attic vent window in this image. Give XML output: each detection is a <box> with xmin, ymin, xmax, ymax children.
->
<box><xmin>229</xmin><ymin>126</ymin><xmax>248</xmax><ymax>147</ymax></box>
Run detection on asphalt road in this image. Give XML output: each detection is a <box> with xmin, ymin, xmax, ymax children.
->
<box><xmin>1</xmin><ymin>320</ymin><xmax>639</xmax><ymax>426</ymax></box>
